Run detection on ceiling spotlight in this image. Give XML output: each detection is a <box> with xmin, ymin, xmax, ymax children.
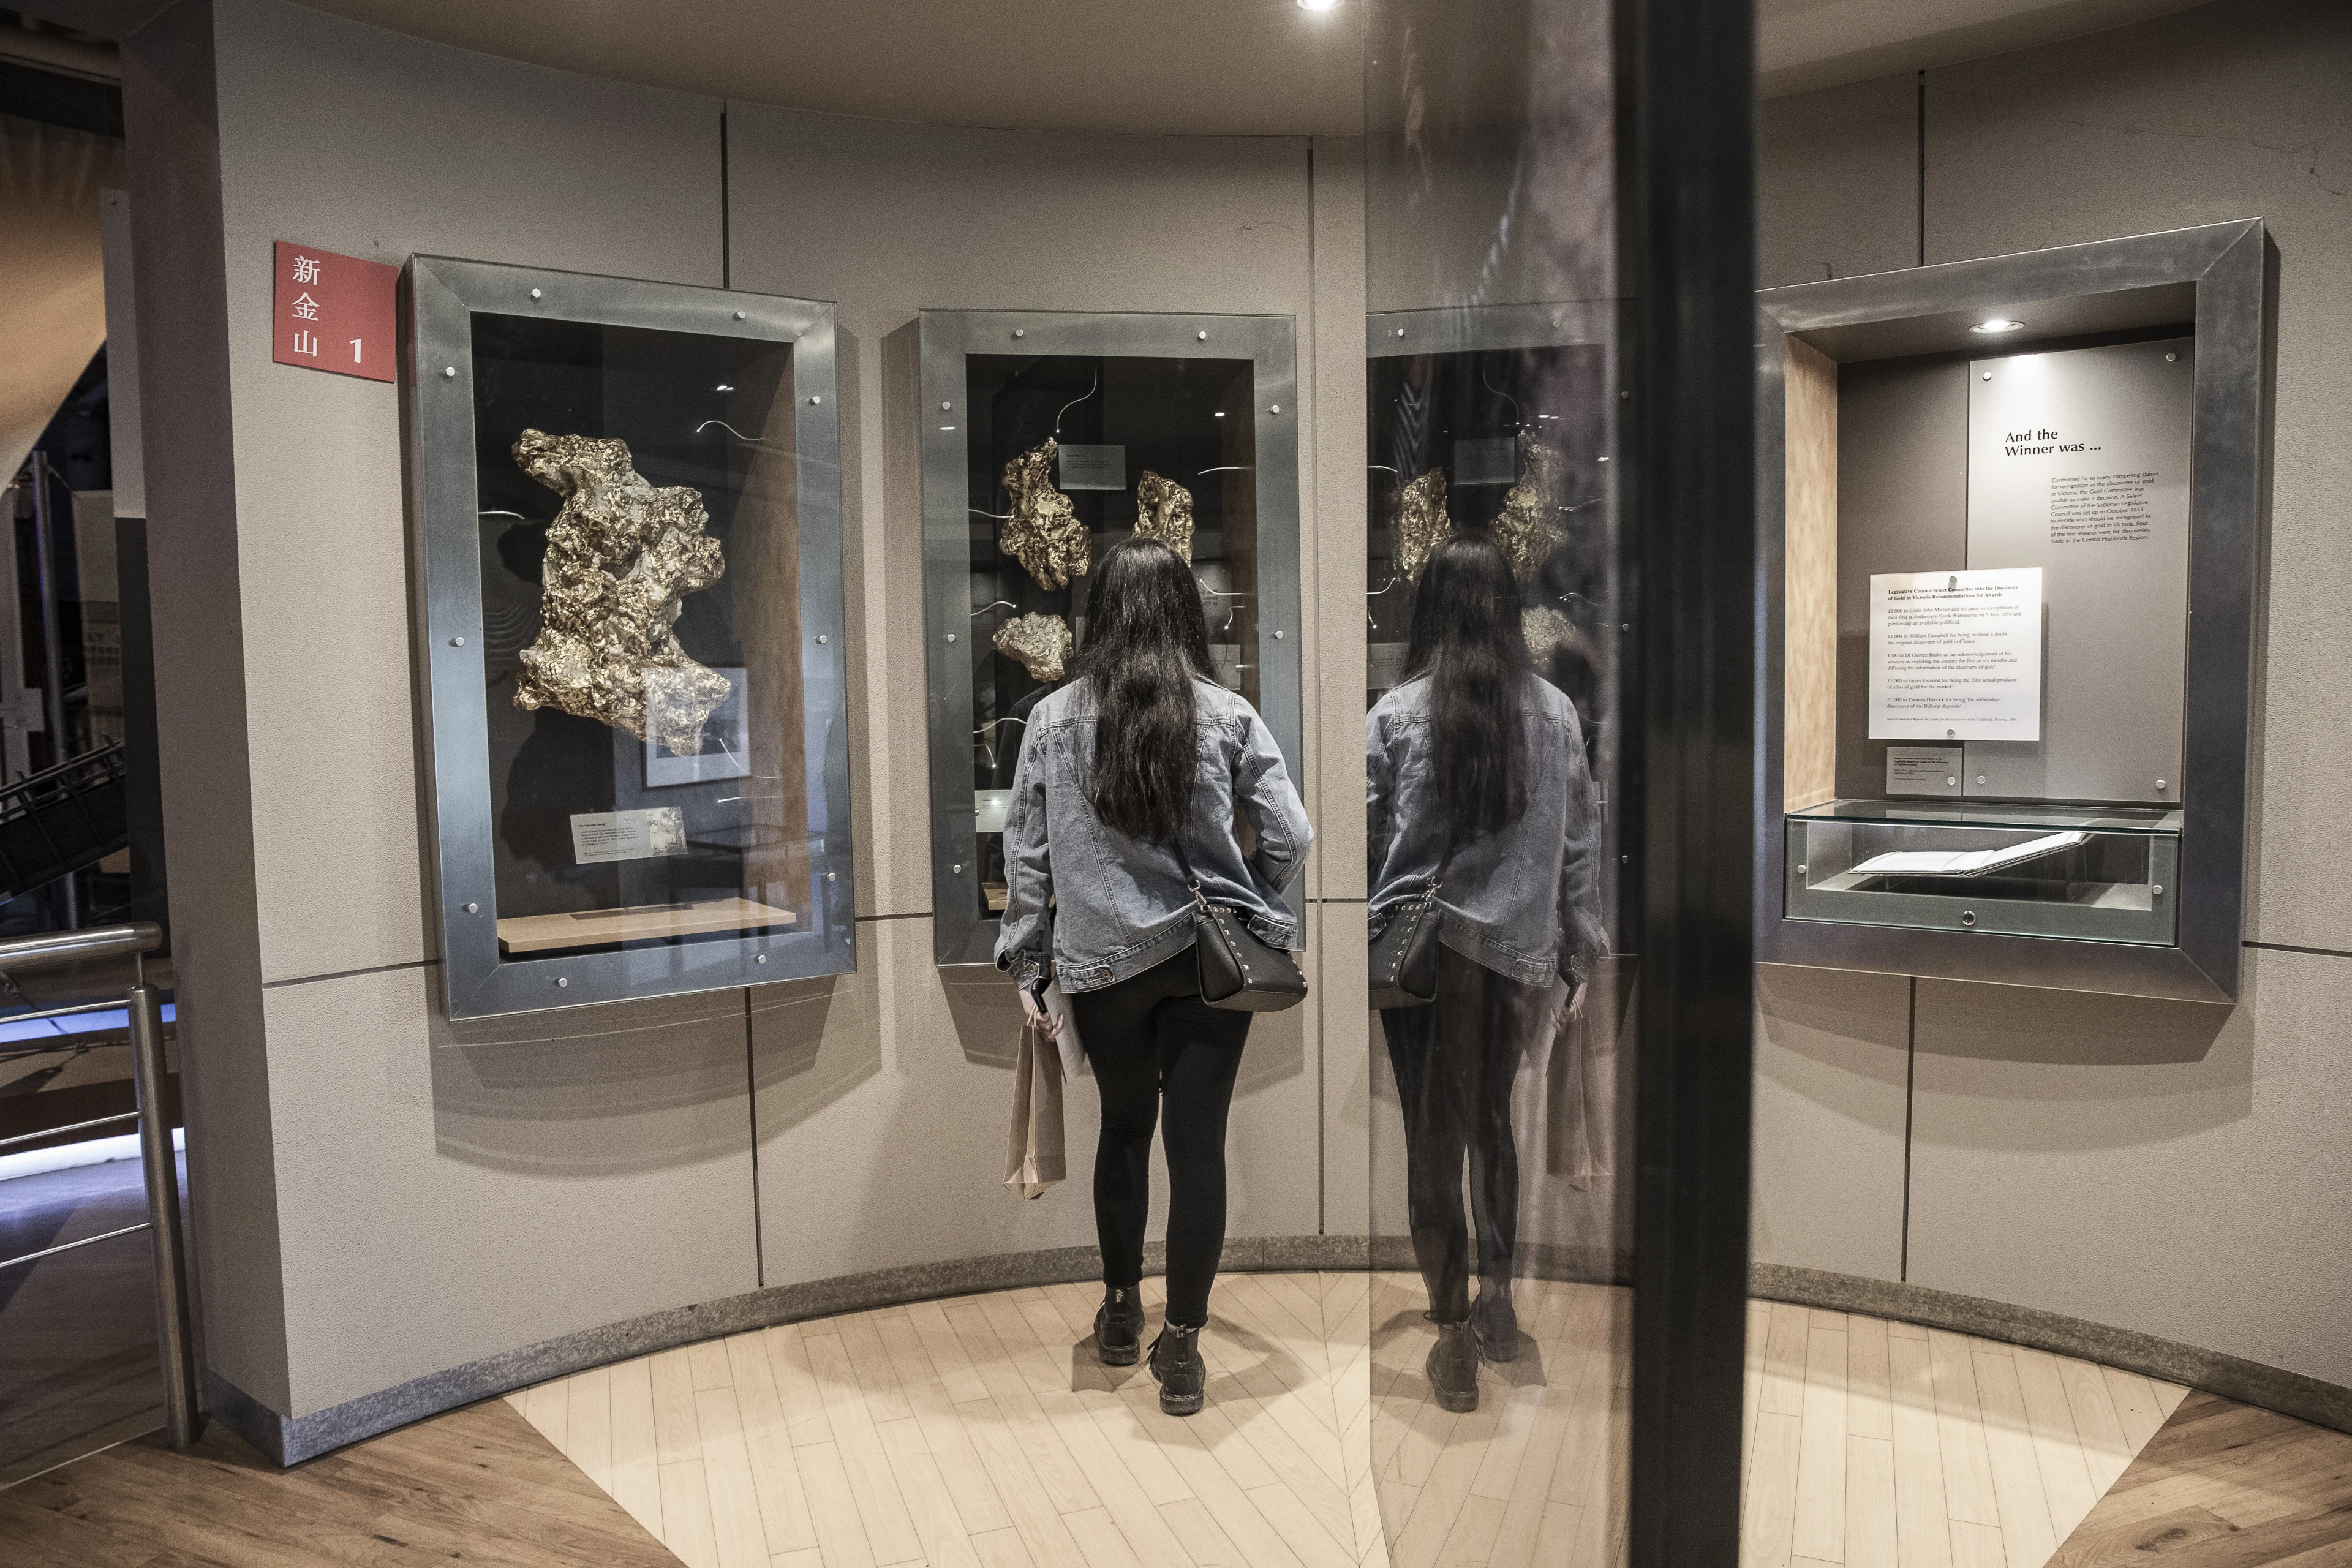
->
<box><xmin>1969</xmin><ymin>318</ymin><xmax>2023</xmax><ymax>334</ymax></box>
<box><xmin>715</xmin><ymin>383</ymin><xmax>735</xmax><ymax>391</ymax></box>
<box><xmin>1213</xmin><ymin>411</ymin><xmax>1227</xmax><ymax>418</ymax></box>
<box><xmin>1298</xmin><ymin>0</ymin><xmax>1342</xmax><ymax>11</ymax></box>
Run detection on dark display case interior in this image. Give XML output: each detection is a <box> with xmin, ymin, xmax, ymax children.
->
<box><xmin>470</xmin><ymin>312</ymin><xmax>829</xmax><ymax>962</ymax></box>
<box><xmin>959</xmin><ymin>352</ymin><xmax>1259</xmax><ymax>921</ymax></box>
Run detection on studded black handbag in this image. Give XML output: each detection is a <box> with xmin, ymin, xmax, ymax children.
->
<box><xmin>1175</xmin><ymin>842</ymin><xmax>1307</xmax><ymax>1012</ymax></box>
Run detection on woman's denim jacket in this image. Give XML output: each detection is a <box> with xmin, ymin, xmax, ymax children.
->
<box><xmin>995</xmin><ymin>679</ymin><xmax>1314</xmax><ymax>994</ymax></box>
<box><xmin>1366</xmin><ymin>673</ymin><xmax>1608</xmax><ymax>987</ymax></box>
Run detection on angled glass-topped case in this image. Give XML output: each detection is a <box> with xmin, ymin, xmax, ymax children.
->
<box><xmin>408</xmin><ymin>257</ymin><xmax>854</xmax><ymax>1018</ymax></box>
<box><xmin>921</xmin><ymin>311</ymin><xmax>1302</xmax><ymax>967</ymax></box>
<box><xmin>1786</xmin><ymin>799</ymin><xmax>2181</xmax><ymax>944</ymax></box>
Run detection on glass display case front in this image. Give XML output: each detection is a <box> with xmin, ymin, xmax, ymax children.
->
<box><xmin>1786</xmin><ymin>799</ymin><xmax>2180</xmax><ymax>944</ymax></box>
<box><xmin>922</xmin><ymin>311</ymin><xmax>1302</xmax><ymax>966</ymax></box>
<box><xmin>409</xmin><ymin>257</ymin><xmax>853</xmax><ymax>1018</ymax></box>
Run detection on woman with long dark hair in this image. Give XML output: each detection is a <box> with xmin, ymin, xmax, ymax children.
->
<box><xmin>996</xmin><ymin>536</ymin><xmax>1313</xmax><ymax>1416</ymax></box>
<box><xmin>1366</xmin><ymin>532</ymin><xmax>1607</xmax><ymax>1414</ymax></box>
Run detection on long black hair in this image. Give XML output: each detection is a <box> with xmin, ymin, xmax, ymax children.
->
<box><xmin>1072</xmin><ymin>537</ymin><xmax>1215</xmax><ymax>843</ymax></box>
<box><xmin>1403</xmin><ymin>532</ymin><xmax>1532</xmax><ymax>835</ymax></box>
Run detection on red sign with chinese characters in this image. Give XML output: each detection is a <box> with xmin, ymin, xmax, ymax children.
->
<box><xmin>271</xmin><ymin>240</ymin><xmax>398</xmax><ymax>383</ymax></box>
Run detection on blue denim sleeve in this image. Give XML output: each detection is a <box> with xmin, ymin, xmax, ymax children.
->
<box><xmin>1237</xmin><ymin>710</ymin><xmax>1313</xmax><ymax>899</ymax></box>
<box><xmin>1556</xmin><ymin>710</ymin><xmax>1610</xmax><ymax>984</ymax></box>
<box><xmin>1365</xmin><ymin>707</ymin><xmax>1393</xmax><ymax>882</ymax></box>
<box><xmin>992</xmin><ymin>726</ymin><xmax>1052</xmax><ymax>988</ymax></box>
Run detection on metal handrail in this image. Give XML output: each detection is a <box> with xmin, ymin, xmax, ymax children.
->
<box><xmin>0</xmin><ymin>997</ymin><xmax>152</xmax><ymax>1029</ymax></box>
<box><xmin>0</xmin><ymin>1221</ymin><xmax>151</xmax><ymax>1272</ymax></box>
<box><xmin>0</xmin><ymin>920</ymin><xmax>200</xmax><ymax>1447</ymax></box>
<box><xmin>0</xmin><ymin>1109</ymin><xmax>141</xmax><ymax>1151</ymax></box>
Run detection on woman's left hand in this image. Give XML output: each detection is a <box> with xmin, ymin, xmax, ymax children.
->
<box><xmin>1020</xmin><ymin>984</ymin><xmax>1063</xmax><ymax>1041</ymax></box>
<box><xmin>1550</xmin><ymin>980</ymin><xmax>1588</xmax><ymax>1034</ymax></box>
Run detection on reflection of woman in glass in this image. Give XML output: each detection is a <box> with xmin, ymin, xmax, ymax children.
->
<box><xmin>997</xmin><ymin>538</ymin><xmax>1314</xmax><ymax>1417</ymax></box>
<box><xmin>1367</xmin><ymin>533</ymin><xmax>1607</xmax><ymax>1414</ymax></box>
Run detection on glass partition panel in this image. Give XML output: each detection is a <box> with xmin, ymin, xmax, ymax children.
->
<box><xmin>1363</xmin><ymin>0</ymin><xmax>1640</xmax><ymax>1555</ymax></box>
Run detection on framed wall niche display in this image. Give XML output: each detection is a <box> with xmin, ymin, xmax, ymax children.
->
<box><xmin>407</xmin><ymin>257</ymin><xmax>854</xmax><ymax>1018</ymax></box>
<box><xmin>1757</xmin><ymin>220</ymin><xmax>2271</xmax><ymax>1001</ymax></box>
<box><xmin>920</xmin><ymin>311</ymin><xmax>1303</xmax><ymax>967</ymax></box>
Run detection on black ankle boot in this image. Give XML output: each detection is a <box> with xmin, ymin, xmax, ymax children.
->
<box><xmin>1096</xmin><ymin>1287</ymin><xmax>1146</xmax><ymax>1367</ymax></box>
<box><xmin>1471</xmin><ymin>1291</ymin><xmax>1518</xmax><ymax>1363</ymax></box>
<box><xmin>1427</xmin><ymin>1317</ymin><xmax>1481</xmax><ymax>1413</ymax></box>
<box><xmin>1148</xmin><ymin>1323</ymin><xmax>1207</xmax><ymax>1416</ymax></box>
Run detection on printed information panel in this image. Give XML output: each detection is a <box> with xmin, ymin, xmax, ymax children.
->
<box><xmin>1965</xmin><ymin>338</ymin><xmax>2192</xmax><ymax>802</ymax></box>
<box><xmin>1868</xmin><ymin>568</ymin><xmax>2043</xmax><ymax>741</ymax></box>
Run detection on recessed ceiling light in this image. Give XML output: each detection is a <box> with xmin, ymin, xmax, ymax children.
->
<box><xmin>1298</xmin><ymin>0</ymin><xmax>1341</xmax><ymax>11</ymax></box>
<box><xmin>715</xmin><ymin>383</ymin><xmax>734</xmax><ymax>391</ymax></box>
<box><xmin>1969</xmin><ymin>318</ymin><xmax>2023</xmax><ymax>334</ymax></box>
<box><xmin>1213</xmin><ymin>411</ymin><xmax>1227</xmax><ymax>418</ymax></box>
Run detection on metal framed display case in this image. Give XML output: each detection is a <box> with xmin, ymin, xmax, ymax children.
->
<box><xmin>921</xmin><ymin>310</ymin><xmax>1303</xmax><ymax>968</ymax></box>
<box><xmin>407</xmin><ymin>257</ymin><xmax>854</xmax><ymax>1019</ymax></box>
<box><xmin>1757</xmin><ymin>220</ymin><xmax>2271</xmax><ymax>1001</ymax></box>
<box><xmin>1365</xmin><ymin>303</ymin><xmax>1620</xmax><ymax>737</ymax></box>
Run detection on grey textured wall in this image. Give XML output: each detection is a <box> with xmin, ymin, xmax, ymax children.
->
<box><xmin>130</xmin><ymin>0</ymin><xmax>1370</xmax><ymax>1424</ymax></box>
<box><xmin>1752</xmin><ymin>0</ymin><xmax>2352</xmax><ymax>1390</ymax></box>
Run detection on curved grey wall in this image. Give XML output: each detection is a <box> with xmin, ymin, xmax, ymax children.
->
<box><xmin>1751</xmin><ymin>0</ymin><xmax>2352</xmax><ymax>1398</ymax></box>
<box><xmin>126</xmin><ymin>0</ymin><xmax>1374</xmax><ymax>1438</ymax></box>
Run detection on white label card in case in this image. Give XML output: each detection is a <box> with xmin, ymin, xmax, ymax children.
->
<box><xmin>1887</xmin><ymin>745</ymin><xmax>1964</xmax><ymax>796</ymax></box>
<box><xmin>1057</xmin><ymin>443</ymin><xmax>1125</xmax><ymax>491</ymax></box>
<box><xmin>1867</xmin><ymin>567</ymin><xmax>2043</xmax><ymax>741</ymax></box>
<box><xmin>571</xmin><ymin>807</ymin><xmax>687</xmax><ymax>865</ymax></box>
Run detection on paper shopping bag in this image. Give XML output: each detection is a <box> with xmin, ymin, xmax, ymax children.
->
<box><xmin>1003</xmin><ymin>1014</ymin><xmax>1068</xmax><ymax>1199</ymax></box>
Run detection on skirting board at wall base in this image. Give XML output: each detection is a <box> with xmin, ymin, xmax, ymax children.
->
<box><xmin>202</xmin><ymin>1234</ymin><xmax>1378</xmax><ymax>1467</ymax></box>
<box><xmin>1753</xmin><ymin>1264</ymin><xmax>2352</xmax><ymax>1438</ymax></box>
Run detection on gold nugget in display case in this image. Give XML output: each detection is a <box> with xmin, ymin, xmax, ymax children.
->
<box><xmin>406</xmin><ymin>257</ymin><xmax>855</xmax><ymax>1017</ymax></box>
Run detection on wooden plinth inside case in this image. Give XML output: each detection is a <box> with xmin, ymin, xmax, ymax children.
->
<box><xmin>496</xmin><ymin>897</ymin><xmax>797</xmax><ymax>956</ymax></box>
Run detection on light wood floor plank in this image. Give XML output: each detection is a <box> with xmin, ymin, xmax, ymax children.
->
<box><xmin>1761</xmin><ymin>1303</ymin><xmax>1814</xmax><ymax>1417</ymax></box>
<box><xmin>970</xmin><ymin>1523</ymin><xmax>1040</xmax><ymax>1568</ymax></box>
<box><xmin>568</xmin><ymin>1364</ymin><xmax>615</xmax><ymax>1495</ymax></box>
<box><xmin>804</xmin><ymin>1331</ymin><xmax>925</xmax><ymax>1566</ymax></box>
<box><xmin>1888</xmin><ymin>1331</ymin><xmax>1954</xmax><ymax>1568</ymax></box>
<box><xmin>1968</xmin><ymin>1348</ymin><xmax>2058</xmax><ymax>1568</ymax></box>
<box><xmin>2099</xmin><ymin>1367</ymin><xmax>2167</xmax><ymax>1453</ymax></box>
<box><xmin>2055</xmin><ymin>1357</ymin><xmax>2133</xmax><ymax>1497</ymax></box>
<box><xmin>1848</xmin><ymin>1433</ymin><xmax>1899</xmax><ymax>1568</ymax></box>
<box><xmin>727</xmin><ymin>1333</ymin><xmax>822</xmax><ymax>1554</ymax></box>
<box><xmin>1926</xmin><ymin>1331</ymin><xmax>2002</xmax><ymax>1528</ymax></box>
<box><xmin>697</xmin><ymin>1385</ymin><xmax>777</xmax><ymax>1568</ymax></box>
<box><xmin>691</xmin><ymin>1338</ymin><xmax>736</xmax><ymax>1392</ymax></box>
<box><xmin>794</xmin><ymin>1441</ymin><xmax>881</xmax><ymax>1568</ymax></box>
<box><xmin>875</xmin><ymin>1311</ymin><xmax>1018</xmax><ymax>1536</ymax></box>
<box><xmin>2011</xmin><ymin>1347</ymin><xmax>2100</xmax><ymax>1542</ymax></box>
<box><xmin>1743</xmin><ymin>1412</ymin><xmax>1802</xmax><ymax>1568</ymax></box>
<box><xmin>661</xmin><ymin>1458</ymin><xmax>724</xmax><ymax>1568</ymax></box>
<box><xmin>654</xmin><ymin>1347</ymin><xmax>706</xmax><ymax>1466</ymax></box>
<box><xmin>765</xmin><ymin>1324</ymin><xmax>837</xmax><ymax>1447</ymax></box>
<box><xmin>1849</xmin><ymin>1316</ymin><xmax>1894</xmax><ymax>1443</ymax></box>
<box><xmin>1948</xmin><ymin>1519</ymin><xmax>2006</xmax><ymax>1568</ymax></box>
<box><xmin>609</xmin><ymin>1351</ymin><xmax>666</xmax><ymax>1539</ymax></box>
<box><xmin>1793</xmin><ymin>1326</ymin><xmax>1849</xmax><ymax>1562</ymax></box>
<box><xmin>839</xmin><ymin>1312</ymin><xmax>917</xmax><ymax>1426</ymax></box>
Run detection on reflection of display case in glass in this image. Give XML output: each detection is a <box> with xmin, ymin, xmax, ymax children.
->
<box><xmin>1787</xmin><ymin>801</ymin><xmax>2179</xmax><ymax>944</ymax></box>
<box><xmin>1366</xmin><ymin>304</ymin><xmax>1619</xmax><ymax>744</ymax></box>
<box><xmin>408</xmin><ymin>257</ymin><xmax>854</xmax><ymax>1018</ymax></box>
<box><xmin>921</xmin><ymin>311</ymin><xmax>1302</xmax><ymax>967</ymax></box>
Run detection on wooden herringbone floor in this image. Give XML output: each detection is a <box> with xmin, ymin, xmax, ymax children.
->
<box><xmin>2</xmin><ymin>1276</ymin><xmax>2346</xmax><ymax>1568</ymax></box>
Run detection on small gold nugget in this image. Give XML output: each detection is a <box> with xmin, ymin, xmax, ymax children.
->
<box><xmin>993</xmin><ymin>612</ymin><xmax>1074</xmax><ymax>683</ymax></box>
<box><xmin>1133</xmin><ymin>470</ymin><xmax>1196</xmax><ymax>562</ymax></box>
<box><xmin>1393</xmin><ymin>467</ymin><xmax>1450</xmax><ymax>582</ymax></box>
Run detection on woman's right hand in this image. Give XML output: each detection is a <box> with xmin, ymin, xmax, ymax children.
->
<box><xmin>1020</xmin><ymin>984</ymin><xmax>1063</xmax><ymax>1041</ymax></box>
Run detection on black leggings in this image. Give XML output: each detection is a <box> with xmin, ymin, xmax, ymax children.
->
<box><xmin>1067</xmin><ymin>946</ymin><xmax>1252</xmax><ymax>1328</ymax></box>
<box><xmin>1380</xmin><ymin>944</ymin><xmax>1548</xmax><ymax>1323</ymax></box>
